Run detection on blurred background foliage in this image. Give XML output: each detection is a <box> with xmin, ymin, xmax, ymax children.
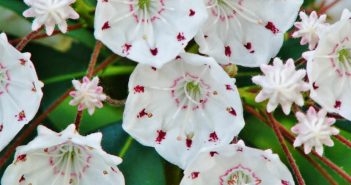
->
<box><xmin>0</xmin><ymin>0</ymin><xmax>350</xmax><ymax>184</ymax></box>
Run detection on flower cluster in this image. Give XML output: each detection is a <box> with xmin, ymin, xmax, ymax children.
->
<box><xmin>0</xmin><ymin>1</ymin><xmax>350</xmax><ymax>185</ymax></box>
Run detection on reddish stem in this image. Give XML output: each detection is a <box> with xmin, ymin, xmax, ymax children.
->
<box><xmin>10</xmin><ymin>24</ymin><xmax>82</xmax><ymax>45</ymax></box>
<box><xmin>266</xmin><ymin>113</ymin><xmax>306</xmax><ymax>185</ymax></box>
<box><xmin>319</xmin><ymin>0</ymin><xmax>341</xmax><ymax>14</ymax></box>
<box><xmin>0</xmin><ymin>54</ymin><xmax>119</xmax><ymax>168</ymax></box>
<box><xmin>334</xmin><ymin>135</ymin><xmax>351</xmax><ymax>148</ymax></box>
<box><xmin>244</xmin><ymin>105</ymin><xmax>340</xmax><ymax>185</ymax></box>
<box><xmin>16</xmin><ymin>29</ymin><xmax>42</xmax><ymax>51</ymax></box>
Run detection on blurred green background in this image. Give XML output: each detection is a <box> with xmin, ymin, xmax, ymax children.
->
<box><xmin>0</xmin><ymin>0</ymin><xmax>350</xmax><ymax>184</ymax></box>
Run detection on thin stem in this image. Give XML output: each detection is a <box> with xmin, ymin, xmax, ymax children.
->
<box><xmin>319</xmin><ymin>0</ymin><xmax>341</xmax><ymax>15</ymax></box>
<box><xmin>0</xmin><ymin>54</ymin><xmax>119</xmax><ymax>168</ymax></box>
<box><xmin>106</xmin><ymin>96</ymin><xmax>126</xmax><ymax>107</ymax></box>
<box><xmin>75</xmin><ymin>41</ymin><xmax>103</xmax><ymax>130</ymax></box>
<box><xmin>118</xmin><ymin>137</ymin><xmax>134</xmax><ymax>158</ymax></box>
<box><xmin>16</xmin><ymin>29</ymin><xmax>42</xmax><ymax>51</ymax></box>
<box><xmin>244</xmin><ymin>105</ymin><xmax>339</xmax><ymax>185</ymax></box>
<box><xmin>266</xmin><ymin>113</ymin><xmax>306</xmax><ymax>185</ymax></box>
<box><xmin>334</xmin><ymin>135</ymin><xmax>351</xmax><ymax>148</ymax></box>
<box><xmin>10</xmin><ymin>24</ymin><xmax>82</xmax><ymax>45</ymax></box>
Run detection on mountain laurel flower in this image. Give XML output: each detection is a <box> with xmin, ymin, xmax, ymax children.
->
<box><xmin>23</xmin><ymin>0</ymin><xmax>79</xmax><ymax>35</ymax></box>
<box><xmin>122</xmin><ymin>53</ymin><xmax>245</xmax><ymax>169</ymax></box>
<box><xmin>69</xmin><ymin>76</ymin><xmax>107</xmax><ymax>115</ymax></box>
<box><xmin>0</xmin><ymin>33</ymin><xmax>43</xmax><ymax>152</ymax></box>
<box><xmin>292</xmin><ymin>107</ymin><xmax>339</xmax><ymax>156</ymax></box>
<box><xmin>304</xmin><ymin>9</ymin><xmax>351</xmax><ymax>120</ymax></box>
<box><xmin>195</xmin><ymin>0</ymin><xmax>303</xmax><ymax>67</ymax></box>
<box><xmin>292</xmin><ymin>11</ymin><xmax>328</xmax><ymax>50</ymax></box>
<box><xmin>94</xmin><ymin>0</ymin><xmax>208</xmax><ymax>68</ymax></box>
<box><xmin>1</xmin><ymin>124</ymin><xmax>125</xmax><ymax>185</ymax></box>
<box><xmin>180</xmin><ymin>141</ymin><xmax>294</xmax><ymax>185</ymax></box>
<box><xmin>316</xmin><ymin>0</ymin><xmax>351</xmax><ymax>22</ymax></box>
<box><xmin>252</xmin><ymin>58</ymin><xmax>309</xmax><ymax>115</ymax></box>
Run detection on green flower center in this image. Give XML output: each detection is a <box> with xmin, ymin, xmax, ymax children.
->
<box><xmin>185</xmin><ymin>81</ymin><xmax>201</xmax><ymax>98</ymax></box>
<box><xmin>225</xmin><ymin>170</ymin><xmax>252</xmax><ymax>185</ymax></box>
<box><xmin>338</xmin><ymin>48</ymin><xmax>351</xmax><ymax>63</ymax></box>
<box><xmin>138</xmin><ymin>0</ymin><xmax>151</xmax><ymax>10</ymax></box>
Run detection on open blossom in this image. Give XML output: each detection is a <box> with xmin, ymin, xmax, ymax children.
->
<box><xmin>292</xmin><ymin>11</ymin><xmax>328</xmax><ymax>50</ymax></box>
<box><xmin>0</xmin><ymin>33</ymin><xmax>43</xmax><ymax>151</ymax></box>
<box><xmin>304</xmin><ymin>9</ymin><xmax>351</xmax><ymax>120</ymax></box>
<box><xmin>70</xmin><ymin>76</ymin><xmax>107</xmax><ymax>115</ymax></box>
<box><xmin>195</xmin><ymin>0</ymin><xmax>303</xmax><ymax>67</ymax></box>
<box><xmin>252</xmin><ymin>58</ymin><xmax>309</xmax><ymax>115</ymax></box>
<box><xmin>1</xmin><ymin>124</ymin><xmax>125</xmax><ymax>185</ymax></box>
<box><xmin>123</xmin><ymin>53</ymin><xmax>245</xmax><ymax>169</ymax></box>
<box><xmin>94</xmin><ymin>0</ymin><xmax>208</xmax><ymax>68</ymax></box>
<box><xmin>23</xmin><ymin>0</ymin><xmax>79</xmax><ymax>35</ymax></box>
<box><xmin>180</xmin><ymin>141</ymin><xmax>294</xmax><ymax>185</ymax></box>
<box><xmin>292</xmin><ymin>107</ymin><xmax>339</xmax><ymax>156</ymax></box>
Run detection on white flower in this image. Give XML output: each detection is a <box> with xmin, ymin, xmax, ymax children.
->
<box><xmin>252</xmin><ymin>58</ymin><xmax>309</xmax><ymax>115</ymax></box>
<box><xmin>122</xmin><ymin>53</ymin><xmax>245</xmax><ymax>169</ymax></box>
<box><xmin>1</xmin><ymin>124</ymin><xmax>125</xmax><ymax>185</ymax></box>
<box><xmin>195</xmin><ymin>0</ymin><xmax>303</xmax><ymax>67</ymax></box>
<box><xmin>304</xmin><ymin>9</ymin><xmax>351</xmax><ymax>120</ymax></box>
<box><xmin>292</xmin><ymin>107</ymin><xmax>339</xmax><ymax>156</ymax></box>
<box><xmin>0</xmin><ymin>33</ymin><xmax>43</xmax><ymax>152</ymax></box>
<box><xmin>23</xmin><ymin>0</ymin><xmax>79</xmax><ymax>35</ymax></box>
<box><xmin>180</xmin><ymin>141</ymin><xmax>295</xmax><ymax>185</ymax></box>
<box><xmin>69</xmin><ymin>76</ymin><xmax>107</xmax><ymax>115</ymax></box>
<box><xmin>94</xmin><ymin>0</ymin><xmax>208</xmax><ymax>68</ymax></box>
<box><xmin>292</xmin><ymin>11</ymin><xmax>328</xmax><ymax>50</ymax></box>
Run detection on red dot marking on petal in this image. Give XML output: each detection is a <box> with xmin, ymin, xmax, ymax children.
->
<box><xmin>312</xmin><ymin>82</ymin><xmax>319</xmax><ymax>90</ymax></box>
<box><xmin>31</xmin><ymin>82</ymin><xmax>37</xmax><ymax>92</ymax></box>
<box><xmin>244</xmin><ymin>42</ymin><xmax>255</xmax><ymax>53</ymax></box>
<box><xmin>177</xmin><ymin>32</ymin><xmax>186</xmax><ymax>42</ymax></box>
<box><xmin>0</xmin><ymin>124</ymin><xmax>3</xmax><ymax>132</ymax></box>
<box><xmin>16</xmin><ymin>111</ymin><xmax>26</xmax><ymax>121</ymax></box>
<box><xmin>236</xmin><ymin>147</ymin><xmax>243</xmax><ymax>152</ymax></box>
<box><xmin>155</xmin><ymin>130</ymin><xmax>166</xmax><ymax>144</ymax></box>
<box><xmin>186</xmin><ymin>138</ymin><xmax>193</xmax><ymax>149</ymax></box>
<box><xmin>102</xmin><ymin>21</ymin><xmax>111</xmax><ymax>30</ymax></box>
<box><xmin>226</xmin><ymin>107</ymin><xmax>237</xmax><ymax>116</ymax></box>
<box><xmin>265</xmin><ymin>22</ymin><xmax>279</xmax><ymax>34</ymax></box>
<box><xmin>191</xmin><ymin>172</ymin><xmax>200</xmax><ymax>179</ymax></box>
<box><xmin>209</xmin><ymin>132</ymin><xmax>219</xmax><ymax>142</ymax></box>
<box><xmin>334</xmin><ymin>100</ymin><xmax>341</xmax><ymax>109</ymax></box>
<box><xmin>189</xmin><ymin>9</ymin><xmax>195</xmax><ymax>16</ymax></box>
<box><xmin>209</xmin><ymin>151</ymin><xmax>219</xmax><ymax>157</ymax></box>
<box><xmin>122</xmin><ymin>43</ymin><xmax>132</xmax><ymax>55</ymax></box>
<box><xmin>137</xmin><ymin>108</ymin><xmax>152</xmax><ymax>118</ymax></box>
<box><xmin>19</xmin><ymin>59</ymin><xmax>26</xmax><ymax>65</ymax></box>
<box><xmin>225</xmin><ymin>84</ymin><xmax>233</xmax><ymax>91</ymax></box>
<box><xmin>133</xmin><ymin>85</ymin><xmax>145</xmax><ymax>93</ymax></box>
<box><xmin>150</xmin><ymin>48</ymin><xmax>158</xmax><ymax>56</ymax></box>
<box><xmin>111</xmin><ymin>167</ymin><xmax>118</xmax><ymax>173</ymax></box>
<box><xmin>17</xmin><ymin>154</ymin><xmax>27</xmax><ymax>162</ymax></box>
<box><xmin>225</xmin><ymin>46</ymin><xmax>232</xmax><ymax>57</ymax></box>
<box><xmin>102</xmin><ymin>0</ymin><xmax>108</xmax><ymax>2</ymax></box>
<box><xmin>281</xmin><ymin>180</ymin><xmax>291</xmax><ymax>185</ymax></box>
<box><xmin>151</xmin><ymin>67</ymin><xmax>157</xmax><ymax>71</ymax></box>
<box><xmin>19</xmin><ymin>175</ymin><xmax>25</xmax><ymax>183</ymax></box>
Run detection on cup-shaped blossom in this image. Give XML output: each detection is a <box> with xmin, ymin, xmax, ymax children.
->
<box><xmin>252</xmin><ymin>58</ymin><xmax>309</xmax><ymax>115</ymax></box>
<box><xmin>304</xmin><ymin>9</ymin><xmax>351</xmax><ymax>120</ymax></box>
<box><xmin>94</xmin><ymin>0</ymin><xmax>208</xmax><ymax>68</ymax></box>
<box><xmin>23</xmin><ymin>0</ymin><xmax>80</xmax><ymax>35</ymax></box>
<box><xmin>195</xmin><ymin>0</ymin><xmax>303</xmax><ymax>67</ymax></box>
<box><xmin>69</xmin><ymin>76</ymin><xmax>107</xmax><ymax>115</ymax></box>
<box><xmin>292</xmin><ymin>107</ymin><xmax>339</xmax><ymax>156</ymax></box>
<box><xmin>180</xmin><ymin>141</ymin><xmax>295</xmax><ymax>185</ymax></box>
<box><xmin>122</xmin><ymin>53</ymin><xmax>245</xmax><ymax>169</ymax></box>
<box><xmin>292</xmin><ymin>11</ymin><xmax>328</xmax><ymax>50</ymax></box>
<box><xmin>0</xmin><ymin>33</ymin><xmax>43</xmax><ymax>151</ymax></box>
<box><xmin>1</xmin><ymin>124</ymin><xmax>125</xmax><ymax>185</ymax></box>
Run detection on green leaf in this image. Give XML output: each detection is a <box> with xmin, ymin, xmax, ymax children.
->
<box><xmin>0</xmin><ymin>0</ymin><xmax>26</xmax><ymax>16</ymax></box>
